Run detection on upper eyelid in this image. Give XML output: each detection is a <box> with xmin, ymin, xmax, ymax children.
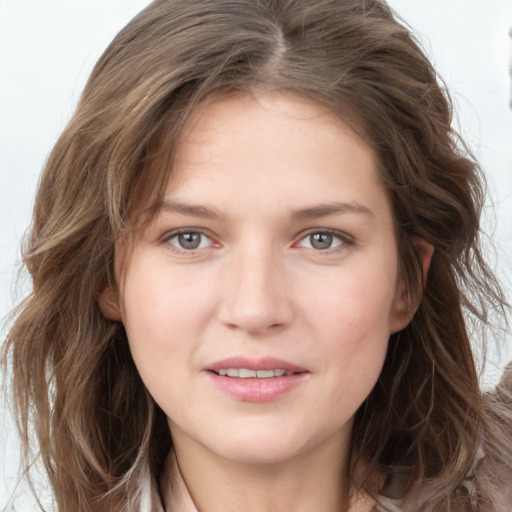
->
<box><xmin>160</xmin><ymin>227</ymin><xmax>214</xmax><ymax>241</ymax></box>
<box><xmin>295</xmin><ymin>228</ymin><xmax>354</xmax><ymax>242</ymax></box>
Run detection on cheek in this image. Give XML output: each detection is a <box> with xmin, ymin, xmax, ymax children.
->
<box><xmin>119</xmin><ymin>257</ymin><xmax>215</xmax><ymax>369</ymax></box>
<box><xmin>302</xmin><ymin>265</ymin><xmax>395</xmax><ymax>396</ymax></box>
<box><xmin>118</xmin><ymin>263</ymin><xmax>210</xmax><ymax>412</ymax></box>
<box><xmin>305</xmin><ymin>263</ymin><xmax>397</xmax><ymax>341</ymax></box>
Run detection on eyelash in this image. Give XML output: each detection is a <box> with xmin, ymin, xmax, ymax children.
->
<box><xmin>162</xmin><ymin>229</ymin><xmax>218</xmax><ymax>253</ymax></box>
<box><xmin>161</xmin><ymin>228</ymin><xmax>354</xmax><ymax>254</ymax></box>
<box><xmin>294</xmin><ymin>229</ymin><xmax>354</xmax><ymax>253</ymax></box>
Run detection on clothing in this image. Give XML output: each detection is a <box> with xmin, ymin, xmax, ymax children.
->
<box><xmin>150</xmin><ymin>453</ymin><xmax>196</xmax><ymax>512</ymax></box>
<box><xmin>149</xmin><ymin>451</ymin><xmax>510</xmax><ymax>512</ymax></box>
<box><xmin>150</xmin><ymin>366</ymin><xmax>512</xmax><ymax>512</ymax></box>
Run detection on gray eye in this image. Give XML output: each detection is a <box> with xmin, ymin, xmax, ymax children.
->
<box><xmin>296</xmin><ymin>231</ymin><xmax>344</xmax><ymax>252</ymax></box>
<box><xmin>177</xmin><ymin>232</ymin><xmax>202</xmax><ymax>250</ymax></box>
<box><xmin>309</xmin><ymin>233</ymin><xmax>333</xmax><ymax>250</ymax></box>
<box><xmin>167</xmin><ymin>231</ymin><xmax>214</xmax><ymax>252</ymax></box>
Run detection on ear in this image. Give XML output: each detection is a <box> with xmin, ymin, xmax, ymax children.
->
<box><xmin>98</xmin><ymin>284</ymin><xmax>123</xmax><ymax>321</ymax></box>
<box><xmin>389</xmin><ymin>237</ymin><xmax>434</xmax><ymax>334</ymax></box>
<box><xmin>411</xmin><ymin>237</ymin><xmax>434</xmax><ymax>288</ymax></box>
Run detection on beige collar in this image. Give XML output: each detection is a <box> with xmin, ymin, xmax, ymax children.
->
<box><xmin>156</xmin><ymin>451</ymin><xmax>199</xmax><ymax>512</ymax></box>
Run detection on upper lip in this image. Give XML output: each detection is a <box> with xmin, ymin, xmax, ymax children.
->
<box><xmin>206</xmin><ymin>357</ymin><xmax>307</xmax><ymax>373</ymax></box>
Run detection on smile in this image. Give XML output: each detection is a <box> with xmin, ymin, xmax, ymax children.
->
<box><xmin>213</xmin><ymin>368</ymin><xmax>297</xmax><ymax>378</ymax></box>
<box><xmin>206</xmin><ymin>358</ymin><xmax>309</xmax><ymax>401</ymax></box>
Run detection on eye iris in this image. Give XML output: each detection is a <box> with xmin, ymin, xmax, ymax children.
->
<box><xmin>310</xmin><ymin>233</ymin><xmax>333</xmax><ymax>250</ymax></box>
<box><xmin>178</xmin><ymin>233</ymin><xmax>201</xmax><ymax>249</ymax></box>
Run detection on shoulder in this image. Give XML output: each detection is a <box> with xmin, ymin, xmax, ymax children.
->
<box><xmin>475</xmin><ymin>364</ymin><xmax>512</xmax><ymax>512</ymax></box>
<box><xmin>398</xmin><ymin>365</ymin><xmax>512</xmax><ymax>512</ymax></box>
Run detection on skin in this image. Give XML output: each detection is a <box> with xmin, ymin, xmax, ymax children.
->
<box><xmin>100</xmin><ymin>92</ymin><xmax>421</xmax><ymax>512</ymax></box>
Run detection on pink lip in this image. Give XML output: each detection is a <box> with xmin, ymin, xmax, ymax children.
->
<box><xmin>204</xmin><ymin>357</ymin><xmax>309</xmax><ymax>402</ymax></box>
<box><xmin>206</xmin><ymin>357</ymin><xmax>307</xmax><ymax>373</ymax></box>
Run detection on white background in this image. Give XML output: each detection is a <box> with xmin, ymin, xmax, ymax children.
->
<box><xmin>1</xmin><ymin>1</ymin><xmax>511</xmax><ymax>509</ymax></box>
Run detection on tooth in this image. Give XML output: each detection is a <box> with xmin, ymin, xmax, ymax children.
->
<box><xmin>256</xmin><ymin>370</ymin><xmax>275</xmax><ymax>378</ymax></box>
<box><xmin>239</xmin><ymin>368</ymin><xmax>257</xmax><ymax>378</ymax></box>
<box><xmin>217</xmin><ymin>368</ymin><xmax>294</xmax><ymax>379</ymax></box>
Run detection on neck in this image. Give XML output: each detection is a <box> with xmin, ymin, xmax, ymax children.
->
<box><xmin>160</xmin><ymin>429</ymin><xmax>373</xmax><ymax>512</ymax></box>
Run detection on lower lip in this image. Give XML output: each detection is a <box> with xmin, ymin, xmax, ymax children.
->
<box><xmin>206</xmin><ymin>372</ymin><xmax>308</xmax><ymax>402</ymax></box>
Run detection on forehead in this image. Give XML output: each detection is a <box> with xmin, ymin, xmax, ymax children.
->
<box><xmin>166</xmin><ymin>91</ymin><xmax>385</xmax><ymax>209</ymax></box>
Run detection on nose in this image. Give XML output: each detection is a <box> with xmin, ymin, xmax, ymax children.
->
<box><xmin>217</xmin><ymin>244</ymin><xmax>293</xmax><ymax>334</ymax></box>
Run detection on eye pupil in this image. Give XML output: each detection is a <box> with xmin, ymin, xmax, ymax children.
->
<box><xmin>178</xmin><ymin>233</ymin><xmax>201</xmax><ymax>249</ymax></box>
<box><xmin>310</xmin><ymin>233</ymin><xmax>333</xmax><ymax>250</ymax></box>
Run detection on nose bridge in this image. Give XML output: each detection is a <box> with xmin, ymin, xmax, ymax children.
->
<box><xmin>219</xmin><ymin>237</ymin><xmax>292</xmax><ymax>333</ymax></box>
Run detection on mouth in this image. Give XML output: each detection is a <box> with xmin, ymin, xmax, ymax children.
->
<box><xmin>211</xmin><ymin>368</ymin><xmax>301</xmax><ymax>379</ymax></box>
<box><xmin>206</xmin><ymin>357</ymin><xmax>307</xmax><ymax>376</ymax></box>
<box><xmin>205</xmin><ymin>357</ymin><xmax>309</xmax><ymax>401</ymax></box>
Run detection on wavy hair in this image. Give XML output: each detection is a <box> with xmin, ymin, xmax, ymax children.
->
<box><xmin>2</xmin><ymin>0</ymin><xmax>508</xmax><ymax>510</ymax></box>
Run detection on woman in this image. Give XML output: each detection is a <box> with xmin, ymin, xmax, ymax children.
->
<box><xmin>2</xmin><ymin>0</ymin><xmax>510</xmax><ymax>511</ymax></box>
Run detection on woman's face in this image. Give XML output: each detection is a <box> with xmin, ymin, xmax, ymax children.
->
<box><xmin>103</xmin><ymin>92</ymin><xmax>413</xmax><ymax>466</ymax></box>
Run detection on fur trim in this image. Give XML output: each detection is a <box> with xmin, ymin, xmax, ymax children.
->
<box><xmin>475</xmin><ymin>364</ymin><xmax>512</xmax><ymax>512</ymax></box>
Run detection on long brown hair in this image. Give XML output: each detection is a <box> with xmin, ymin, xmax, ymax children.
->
<box><xmin>2</xmin><ymin>1</ymin><xmax>508</xmax><ymax>510</ymax></box>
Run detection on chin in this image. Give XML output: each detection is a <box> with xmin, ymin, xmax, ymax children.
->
<box><xmin>203</xmin><ymin>422</ymin><xmax>342</xmax><ymax>467</ymax></box>
<box><xmin>216</xmin><ymin>441</ymin><xmax>306</xmax><ymax>466</ymax></box>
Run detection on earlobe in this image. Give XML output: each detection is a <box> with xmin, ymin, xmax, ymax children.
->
<box><xmin>98</xmin><ymin>285</ymin><xmax>123</xmax><ymax>321</ymax></box>
<box><xmin>389</xmin><ymin>290</ymin><xmax>414</xmax><ymax>335</ymax></box>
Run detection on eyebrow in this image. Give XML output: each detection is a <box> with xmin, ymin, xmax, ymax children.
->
<box><xmin>290</xmin><ymin>202</ymin><xmax>374</xmax><ymax>220</ymax></box>
<box><xmin>158</xmin><ymin>200</ymin><xmax>224</xmax><ymax>220</ymax></box>
<box><xmin>156</xmin><ymin>200</ymin><xmax>374</xmax><ymax>221</ymax></box>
